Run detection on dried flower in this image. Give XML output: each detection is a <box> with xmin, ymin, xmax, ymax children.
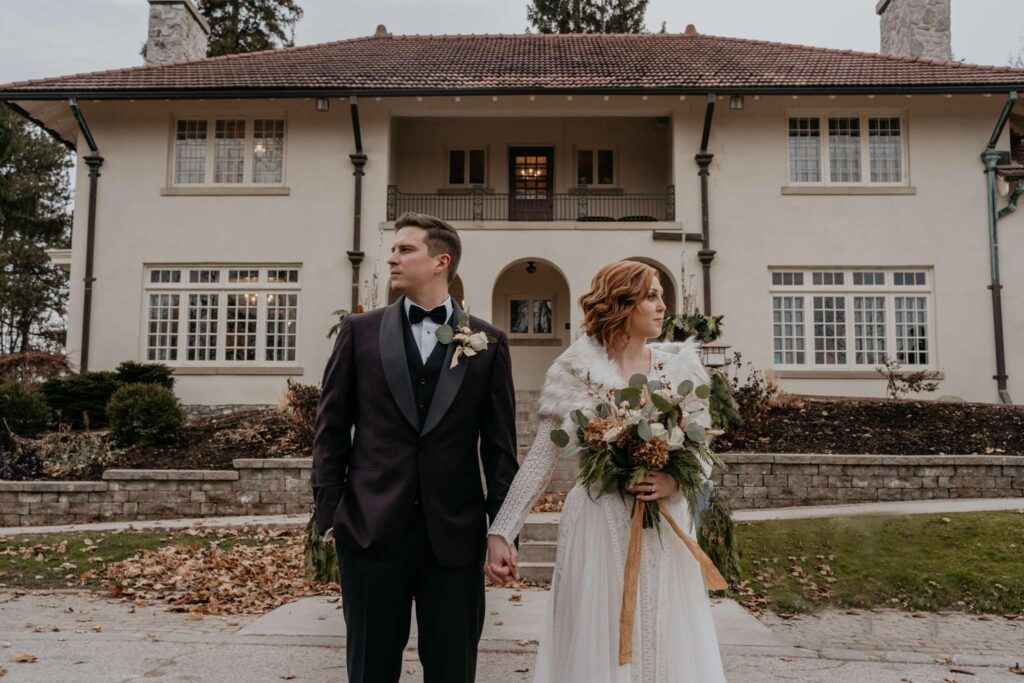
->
<box><xmin>629</xmin><ymin>438</ymin><xmax>670</xmax><ymax>470</ymax></box>
<box><xmin>583</xmin><ymin>417</ymin><xmax>615</xmax><ymax>447</ymax></box>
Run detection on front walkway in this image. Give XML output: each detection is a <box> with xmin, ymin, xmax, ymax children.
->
<box><xmin>0</xmin><ymin>589</ymin><xmax>1021</xmax><ymax>681</ymax></box>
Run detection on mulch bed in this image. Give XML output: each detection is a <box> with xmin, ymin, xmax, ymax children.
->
<box><xmin>106</xmin><ymin>409</ymin><xmax>308</xmax><ymax>473</ymax></box>
<box><xmin>716</xmin><ymin>397</ymin><xmax>1024</xmax><ymax>455</ymax></box>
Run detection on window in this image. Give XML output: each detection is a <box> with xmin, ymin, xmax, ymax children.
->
<box><xmin>576</xmin><ymin>148</ymin><xmax>615</xmax><ymax>185</ymax></box>
<box><xmin>172</xmin><ymin>117</ymin><xmax>286</xmax><ymax>186</ymax></box>
<box><xmin>507</xmin><ymin>295</ymin><xmax>555</xmax><ymax>338</ymax></box>
<box><xmin>788</xmin><ymin>118</ymin><xmax>821</xmax><ymax>183</ymax></box>
<box><xmin>769</xmin><ymin>268</ymin><xmax>933</xmax><ymax>369</ymax></box>
<box><xmin>787</xmin><ymin>113</ymin><xmax>906</xmax><ymax>186</ymax></box>
<box><xmin>144</xmin><ymin>265</ymin><xmax>300</xmax><ymax>365</ymax></box>
<box><xmin>447</xmin><ymin>148</ymin><xmax>486</xmax><ymax>186</ymax></box>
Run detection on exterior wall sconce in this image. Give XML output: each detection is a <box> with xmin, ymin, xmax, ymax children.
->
<box><xmin>699</xmin><ymin>340</ymin><xmax>732</xmax><ymax>367</ymax></box>
<box><xmin>315</xmin><ymin>97</ymin><xmax>330</xmax><ymax>112</ymax></box>
<box><xmin>526</xmin><ymin>261</ymin><xmax>537</xmax><ymax>274</ymax></box>
<box><xmin>729</xmin><ymin>95</ymin><xmax>745</xmax><ymax>111</ymax></box>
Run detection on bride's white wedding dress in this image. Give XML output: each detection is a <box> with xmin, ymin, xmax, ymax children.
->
<box><xmin>488</xmin><ymin>335</ymin><xmax>727</xmax><ymax>683</ymax></box>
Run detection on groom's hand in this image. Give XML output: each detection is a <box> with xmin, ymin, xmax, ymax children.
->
<box><xmin>484</xmin><ymin>534</ymin><xmax>518</xmax><ymax>586</ymax></box>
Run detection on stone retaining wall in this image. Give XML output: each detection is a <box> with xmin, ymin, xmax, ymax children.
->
<box><xmin>0</xmin><ymin>459</ymin><xmax>312</xmax><ymax>527</ymax></box>
<box><xmin>713</xmin><ymin>453</ymin><xmax>1024</xmax><ymax>510</ymax></box>
<box><xmin>2</xmin><ymin>454</ymin><xmax>1022</xmax><ymax>527</ymax></box>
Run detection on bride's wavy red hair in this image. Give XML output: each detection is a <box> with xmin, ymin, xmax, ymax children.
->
<box><xmin>579</xmin><ymin>261</ymin><xmax>660</xmax><ymax>352</ymax></box>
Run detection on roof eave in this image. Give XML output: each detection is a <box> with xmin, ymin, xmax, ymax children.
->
<box><xmin>3</xmin><ymin>100</ymin><xmax>76</xmax><ymax>150</ymax></box>
<box><xmin>2</xmin><ymin>83</ymin><xmax>1023</xmax><ymax>101</ymax></box>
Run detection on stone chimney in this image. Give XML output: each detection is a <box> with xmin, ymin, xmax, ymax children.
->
<box><xmin>876</xmin><ymin>0</ymin><xmax>952</xmax><ymax>61</ymax></box>
<box><xmin>146</xmin><ymin>0</ymin><xmax>211</xmax><ymax>65</ymax></box>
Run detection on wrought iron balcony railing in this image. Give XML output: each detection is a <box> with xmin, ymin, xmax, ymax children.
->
<box><xmin>386</xmin><ymin>184</ymin><xmax>675</xmax><ymax>222</ymax></box>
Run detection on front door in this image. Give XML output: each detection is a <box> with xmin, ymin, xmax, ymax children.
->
<box><xmin>508</xmin><ymin>147</ymin><xmax>553</xmax><ymax>221</ymax></box>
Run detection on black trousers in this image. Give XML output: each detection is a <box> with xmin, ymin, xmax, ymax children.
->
<box><xmin>336</xmin><ymin>511</ymin><xmax>485</xmax><ymax>683</ymax></box>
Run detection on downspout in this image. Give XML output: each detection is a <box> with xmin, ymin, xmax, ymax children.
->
<box><xmin>347</xmin><ymin>96</ymin><xmax>367</xmax><ymax>310</ymax></box>
<box><xmin>981</xmin><ymin>91</ymin><xmax>1018</xmax><ymax>404</ymax></box>
<box><xmin>695</xmin><ymin>93</ymin><xmax>716</xmax><ymax>314</ymax></box>
<box><xmin>69</xmin><ymin>99</ymin><xmax>103</xmax><ymax>373</ymax></box>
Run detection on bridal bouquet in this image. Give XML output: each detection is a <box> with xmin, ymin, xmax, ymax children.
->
<box><xmin>550</xmin><ymin>372</ymin><xmax>725</xmax><ymax>531</ymax></box>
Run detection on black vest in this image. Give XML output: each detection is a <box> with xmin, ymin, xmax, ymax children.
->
<box><xmin>401</xmin><ymin>309</ymin><xmax>451</xmax><ymax>426</ymax></box>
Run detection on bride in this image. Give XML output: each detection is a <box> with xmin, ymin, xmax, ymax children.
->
<box><xmin>485</xmin><ymin>261</ymin><xmax>727</xmax><ymax>683</ymax></box>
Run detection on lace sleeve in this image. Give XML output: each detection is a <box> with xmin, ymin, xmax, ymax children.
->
<box><xmin>488</xmin><ymin>416</ymin><xmax>562</xmax><ymax>546</ymax></box>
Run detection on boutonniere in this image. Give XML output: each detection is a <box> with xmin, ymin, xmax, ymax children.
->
<box><xmin>435</xmin><ymin>313</ymin><xmax>497</xmax><ymax>369</ymax></box>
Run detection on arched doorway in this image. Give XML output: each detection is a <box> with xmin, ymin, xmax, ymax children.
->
<box><xmin>626</xmin><ymin>257</ymin><xmax>678</xmax><ymax>313</ymax></box>
<box><xmin>491</xmin><ymin>259</ymin><xmax>570</xmax><ymax>391</ymax></box>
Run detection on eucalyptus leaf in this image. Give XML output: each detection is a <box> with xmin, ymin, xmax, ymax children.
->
<box><xmin>647</xmin><ymin>380</ymin><xmax>663</xmax><ymax>395</ymax></box>
<box><xmin>637</xmin><ymin>419</ymin><xmax>653</xmax><ymax>442</ymax></box>
<box><xmin>677</xmin><ymin>379</ymin><xmax>694</xmax><ymax>396</ymax></box>
<box><xmin>629</xmin><ymin>374</ymin><xmax>648</xmax><ymax>390</ymax></box>
<box><xmin>650</xmin><ymin>392</ymin><xmax>673</xmax><ymax>413</ymax></box>
<box><xmin>686</xmin><ymin>422</ymin><xmax>706</xmax><ymax>443</ymax></box>
<box><xmin>435</xmin><ymin>325</ymin><xmax>454</xmax><ymax>345</ymax></box>
<box><xmin>571</xmin><ymin>409</ymin><xmax>590</xmax><ymax>427</ymax></box>
<box><xmin>619</xmin><ymin>387</ymin><xmax>642</xmax><ymax>408</ymax></box>
<box><xmin>550</xmin><ymin>429</ymin><xmax>570</xmax><ymax>448</ymax></box>
<box><xmin>457</xmin><ymin>314</ymin><xmax>470</xmax><ymax>329</ymax></box>
<box><xmin>694</xmin><ymin>384</ymin><xmax>711</xmax><ymax>400</ymax></box>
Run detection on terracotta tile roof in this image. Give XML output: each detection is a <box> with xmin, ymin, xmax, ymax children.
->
<box><xmin>3</xmin><ymin>32</ymin><xmax>1024</xmax><ymax>97</ymax></box>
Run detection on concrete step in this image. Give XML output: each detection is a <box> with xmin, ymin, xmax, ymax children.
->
<box><xmin>518</xmin><ymin>540</ymin><xmax>557</xmax><ymax>563</ymax></box>
<box><xmin>517</xmin><ymin>561</ymin><xmax>554</xmax><ymax>583</ymax></box>
<box><xmin>520</xmin><ymin>513</ymin><xmax>560</xmax><ymax>543</ymax></box>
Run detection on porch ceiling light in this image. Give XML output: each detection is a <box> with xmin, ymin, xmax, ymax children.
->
<box><xmin>729</xmin><ymin>95</ymin><xmax>744</xmax><ymax>111</ymax></box>
<box><xmin>526</xmin><ymin>261</ymin><xmax>537</xmax><ymax>274</ymax></box>
<box><xmin>315</xmin><ymin>97</ymin><xmax>330</xmax><ymax>112</ymax></box>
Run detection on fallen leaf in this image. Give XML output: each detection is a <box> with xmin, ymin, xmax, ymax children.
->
<box><xmin>12</xmin><ymin>653</ymin><xmax>37</xmax><ymax>663</ymax></box>
<box><xmin>279</xmin><ymin>674</ymin><xmax>296</xmax><ymax>680</ymax></box>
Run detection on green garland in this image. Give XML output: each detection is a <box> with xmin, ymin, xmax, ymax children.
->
<box><xmin>302</xmin><ymin>510</ymin><xmax>338</xmax><ymax>584</ymax></box>
<box><xmin>697</xmin><ymin>492</ymin><xmax>742</xmax><ymax>585</ymax></box>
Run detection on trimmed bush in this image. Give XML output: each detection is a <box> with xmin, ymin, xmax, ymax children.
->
<box><xmin>115</xmin><ymin>361</ymin><xmax>175</xmax><ymax>390</ymax></box>
<box><xmin>39</xmin><ymin>371</ymin><xmax>121</xmax><ymax>429</ymax></box>
<box><xmin>283</xmin><ymin>379</ymin><xmax>320</xmax><ymax>450</ymax></box>
<box><xmin>106</xmin><ymin>383</ymin><xmax>184</xmax><ymax>447</ymax></box>
<box><xmin>0</xmin><ymin>382</ymin><xmax>52</xmax><ymax>438</ymax></box>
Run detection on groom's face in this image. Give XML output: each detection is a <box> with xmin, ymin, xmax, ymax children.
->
<box><xmin>388</xmin><ymin>227</ymin><xmax>448</xmax><ymax>293</ymax></box>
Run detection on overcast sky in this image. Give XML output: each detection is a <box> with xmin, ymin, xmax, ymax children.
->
<box><xmin>1</xmin><ymin>0</ymin><xmax>1022</xmax><ymax>85</ymax></box>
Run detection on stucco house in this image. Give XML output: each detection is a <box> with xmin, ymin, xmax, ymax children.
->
<box><xmin>1</xmin><ymin>0</ymin><xmax>1023</xmax><ymax>415</ymax></box>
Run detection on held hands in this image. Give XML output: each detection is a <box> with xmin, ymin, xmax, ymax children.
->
<box><xmin>484</xmin><ymin>533</ymin><xmax>518</xmax><ymax>586</ymax></box>
<box><xmin>630</xmin><ymin>471</ymin><xmax>679</xmax><ymax>502</ymax></box>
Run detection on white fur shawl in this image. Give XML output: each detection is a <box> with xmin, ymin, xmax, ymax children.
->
<box><xmin>536</xmin><ymin>334</ymin><xmax>711</xmax><ymax>427</ymax></box>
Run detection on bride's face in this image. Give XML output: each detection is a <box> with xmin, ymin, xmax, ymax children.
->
<box><xmin>630</xmin><ymin>275</ymin><xmax>666</xmax><ymax>341</ymax></box>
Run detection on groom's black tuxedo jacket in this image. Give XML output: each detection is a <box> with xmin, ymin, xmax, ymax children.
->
<box><xmin>311</xmin><ymin>297</ymin><xmax>519</xmax><ymax>567</ymax></box>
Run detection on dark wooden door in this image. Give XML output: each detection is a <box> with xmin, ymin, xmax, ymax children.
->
<box><xmin>508</xmin><ymin>147</ymin><xmax>553</xmax><ymax>221</ymax></box>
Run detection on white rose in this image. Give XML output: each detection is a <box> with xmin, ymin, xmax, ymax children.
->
<box><xmin>467</xmin><ymin>332</ymin><xmax>489</xmax><ymax>351</ymax></box>
<box><xmin>649</xmin><ymin>423</ymin><xmax>668</xmax><ymax>440</ymax></box>
<box><xmin>603</xmin><ymin>426</ymin><xmax>623</xmax><ymax>443</ymax></box>
<box><xmin>667</xmin><ymin>426</ymin><xmax>686</xmax><ymax>450</ymax></box>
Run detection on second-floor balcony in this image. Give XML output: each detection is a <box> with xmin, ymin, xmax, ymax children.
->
<box><xmin>387</xmin><ymin>115</ymin><xmax>675</xmax><ymax>224</ymax></box>
<box><xmin>386</xmin><ymin>184</ymin><xmax>675</xmax><ymax>222</ymax></box>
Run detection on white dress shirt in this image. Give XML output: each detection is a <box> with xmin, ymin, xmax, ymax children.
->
<box><xmin>323</xmin><ymin>295</ymin><xmax>454</xmax><ymax>543</ymax></box>
<box><xmin>403</xmin><ymin>295</ymin><xmax>454</xmax><ymax>363</ymax></box>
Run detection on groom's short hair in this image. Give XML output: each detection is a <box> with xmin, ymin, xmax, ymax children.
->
<box><xmin>394</xmin><ymin>212</ymin><xmax>462</xmax><ymax>284</ymax></box>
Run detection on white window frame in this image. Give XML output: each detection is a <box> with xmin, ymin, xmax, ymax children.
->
<box><xmin>444</xmin><ymin>147</ymin><xmax>488</xmax><ymax>188</ymax></box>
<box><xmin>505</xmin><ymin>294</ymin><xmax>557</xmax><ymax>339</ymax></box>
<box><xmin>142</xmin><ymin>265</ymin><xmax>301</xmax><ymax>367</ymax></box>
<box><xmin>768</xmin><ymin>268</ymin><xmax>934</xmax><ymax>370</ymax></box>
<box><xmin>785</xmin><ymin>110</ymin><xmax>909</xmax><ymax>188</ymax></box>
<box><xmin>573</xmin><ymin>146</ymin><xmax>617</xmax><ymax>187</ymax></box>
<box><xmin>168</xmin><ymin>115</ymin><xmax>288</xmax><ymax>188</ymax></box>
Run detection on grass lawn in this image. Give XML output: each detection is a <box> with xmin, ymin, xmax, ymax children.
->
<box><xmin>0</xmin><ymin>528</ymin><xmax>293</xmax><ymax>591</ymax></box>
<box><xmin>734</xmin><ymin>511</ymin><xmax>1024</xmax><ymax>615</ymax></box>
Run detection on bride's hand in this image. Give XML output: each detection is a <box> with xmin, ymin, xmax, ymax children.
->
<box><xmin>484</xmin><ymin>533</ymin><xmax>518</xmax><ymax>586</ymax></box>
<box><xmin>632</xmin><ymin>471</ymin><xmax>679</xmax><ymax>501</ymax></box>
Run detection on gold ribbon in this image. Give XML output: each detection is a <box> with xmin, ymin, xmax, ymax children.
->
<box><xmin>618</xmin><ymin>500</ymin><xmax>728</xmax><ymax>666</ymax></box>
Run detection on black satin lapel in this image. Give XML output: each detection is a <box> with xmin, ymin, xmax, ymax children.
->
<box><xmin>380</xmin><ymin>299</ymin><xmax>420</xmax><ymax>432</ymax></box>
<box><xmin>420</xmin><ymin>303</ymin><xmax>468</xmax><ymax>436</ymax></box>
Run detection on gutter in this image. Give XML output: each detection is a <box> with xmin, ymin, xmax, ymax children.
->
<box><xmin>695</xmin><ymin>94</ymin><xmax>716</xmax><ymax>315</ymax></box>
<box><xmin>68</xmin><ymin>98</ymin><xmax>103</xmax><ymax>373</ymax></box>
<box><xmin>981</xmin><ymin>91</ymin><xmax>1018</xmax><ymax>404</ymax></box>
<box><xmin>347</xmin><ymin>97</ymin><xmax>366</xmax><ymax>310</ymax></box>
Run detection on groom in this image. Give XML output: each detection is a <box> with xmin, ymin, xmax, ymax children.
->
<box><xmin>311</xmin><ymin>212</ymin><xmax>519</xmax><ymax>683</ymax></box>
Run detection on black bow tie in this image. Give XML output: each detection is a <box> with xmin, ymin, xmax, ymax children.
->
<box><xmin>408</xmin><ymin>304</ymin><xmax>448</xmax><ymax>325</ymax></box>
